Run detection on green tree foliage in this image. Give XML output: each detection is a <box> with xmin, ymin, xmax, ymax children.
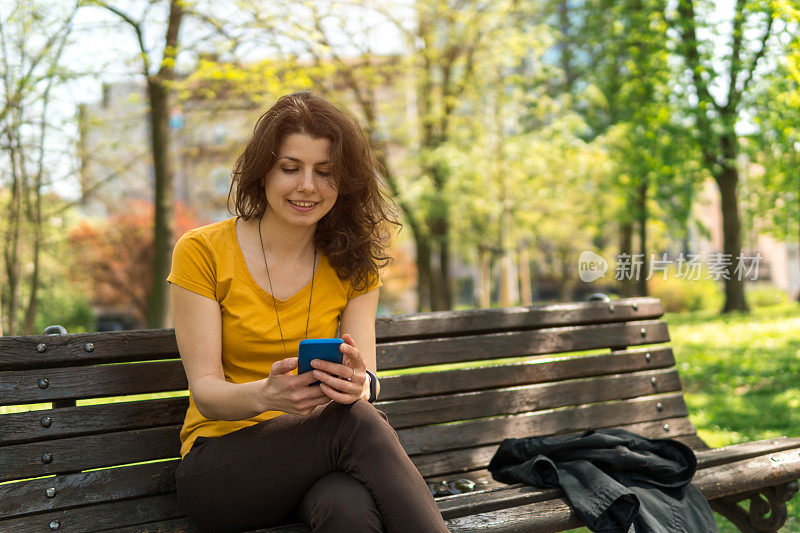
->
<box><xmin>0</xmin><ymin>189</ymin><xmax>97</xmax><ymax>335</ymax></box>
<box><xmin>742</xmin><ymin>2</ymin><xmax>800</xmax><ymax>301</ymax></box>
<box><xmin>0</xmin><ymin>0</ymin><xmax>80</xmax><ymax>335</ymax></box>
<box><xmin>670</xmin><ymin>0</ymin><xmax>785</xmax><ymax>312</ymax></box>
<box><xmin>540</xmin><ymin>0</ymin><xmax>702</xmax><ymax>298</ymax></box>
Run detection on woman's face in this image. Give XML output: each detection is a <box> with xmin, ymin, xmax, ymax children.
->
<box><xmin>263</xmin><ymin>133</ymin><xmax>338</xmax><ymax>228</ymax></box>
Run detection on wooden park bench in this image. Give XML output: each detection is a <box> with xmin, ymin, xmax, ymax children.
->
<box><xmin>2</xmin><ymin>295</ymin><xmax>800</xmax><ymax>532</ymax></box>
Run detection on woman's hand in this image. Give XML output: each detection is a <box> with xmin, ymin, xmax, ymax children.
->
<box><xmin>311</xmin><ymin>333</ymin><xmax>369</xmax><ymax>404</ymax></box>
<box><xmin>262</xmin><ymin>357</ymin><xmax>332</xmax><ymax>416</ymax></box>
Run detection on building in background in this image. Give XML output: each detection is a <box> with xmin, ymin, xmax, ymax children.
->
<box><xmin>78</xmin><ymin>79</ymin><xmax>255</xmax><ymax>222</ymax></box>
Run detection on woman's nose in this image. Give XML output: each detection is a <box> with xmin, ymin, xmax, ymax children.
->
<box><xmin>297</xmin><ymin>169</ymin><xmax>316</xmax><ymax>191</ymax></box>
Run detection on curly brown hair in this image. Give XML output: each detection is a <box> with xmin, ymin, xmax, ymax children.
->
<box><xmin>227</xmin><ymin>91</ymin><xmax>402</xmax><ymax>292</ymax></box>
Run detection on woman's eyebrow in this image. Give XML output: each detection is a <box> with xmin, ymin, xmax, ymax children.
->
<box><xmin>279</xmin><ymin>156</ymin><xmax>330</xmax><ymax>165</ymax></box>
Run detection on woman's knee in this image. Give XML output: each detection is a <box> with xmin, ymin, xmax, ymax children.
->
<box><xmin>325</xmin><ymin>400</ymin><xmax>393</xmax><ymax>439</ymax></box>
<box><xmin>346</xmin><ymin>399</ymin><xmax>391</xmax><ymax>428</ymax></box>
<box><xmin>297</xmin><ymin>470</ymin><xmax>384</xmax><ymax>532</ymax></box>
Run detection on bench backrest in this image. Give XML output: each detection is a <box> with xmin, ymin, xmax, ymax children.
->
<box><xmin>0</xmin><ymin>296</ymin><xmax>698</xmax><ymax>527</ymax></box>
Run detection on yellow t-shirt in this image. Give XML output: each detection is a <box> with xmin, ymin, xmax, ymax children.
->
<box><xmin>166</xmin><ymin>216</ymin><xmax>382</xmax><ymax>459</ymax></box>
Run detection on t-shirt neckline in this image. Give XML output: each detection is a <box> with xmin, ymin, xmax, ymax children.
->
<box><xmin>230</xmin><ymin>216</ymin><xmax>322</xmax><ymax>305</ymax></box>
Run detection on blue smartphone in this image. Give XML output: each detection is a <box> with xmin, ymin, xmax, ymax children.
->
<box><xmin>298</xmin><ymin>338</ymin><xmax>344</xmax><ymax>386</ymax></box>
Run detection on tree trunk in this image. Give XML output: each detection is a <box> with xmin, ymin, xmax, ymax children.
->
<box><xmin>479</xmin><ymin>246</ymin><xmax>491</xmax><ymax>308</ymax></box>
<box><xmin>3</xmin><ymin>111</ymin><xmax>23</xmax><ymax>336</ymax></box>
<box><xmin>619</xmin><ymin>221</ymin><xmax>634</xmax><ymax>296</ymax></box>
<box><xmin>637</xmin><ymin>178</ymin><xmax>649</xmax><ymax>296</ymax></box>
<box><xmin>556</xmin><ymin>248</ymin><xmax>574</xmax><ymax>301</ymax></box>
<box><xmin>22</xmin><ymin>229</ymin><xmax>41</xmax><ymax>334</ymax></box>
<box><xmin>414</xmin><ymin>233</ymin><xmax>433</xmax><ymax>312</ymax></box>
<box><xmin>519</xmin><ymin>247</ymin><xmax>532</xmax><ymax>305</ymax></box>
<box><xmin>145</xmin><ymin>0</ymin><xmax>183</xmax><ymax>329</ymax></box>
<box><xmin>438</xmin><ymin>217</ymin><xmax>453</xmax><ymax>310</ymax></box>
<box><xmin>145</xmin><ymin>76</ymin><xmax>175</xmax><ymax>329</ymax></box>
<box><xmin>558</xmin><ymin>0</ymin><xmax>576</xmax><ymax>93</ymax></box>
<box><xmin>716</xmin><ymin>164</ymin><xmax>749</xmax><ymax>313</ymax></box>
<box><xmin>429</xmin><ymin>240</ymin><xmax>443</xmax><ymax>311</ymax></box>
<box><xmin>427</xmin><ymin>166</ymin><xmax>452</xmax><ymax>311</ymax></box>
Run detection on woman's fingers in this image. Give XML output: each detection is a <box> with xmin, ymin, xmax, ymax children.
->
<box><xmin>310</xmin><ymin>334</ymin><xmax>364</xmax><ymax>380</ymax></box>
<box><xmin>311</xmin><ymin>356</ymin><xmax>357</xmax><ymax>380</ymax></box>
<box><xmin>319</xmin><ymin>381</ymin><xmax>352</xmax><ymax>403</ymax></box>
<box><xmin>314</xmin><ymin>367</ymin><xmax>365</xmax><ymax>402</ymax></box>
<box><xmin>308</xmin><ymin>334</ymin><xmax>366</xmax><ymax>404</ymax></box>
<box><xmin>312</xmin><ymin>366</ymin><xmax>363</xmax><ymax>391</ymax></box>
<box><xmin>340</xmin><ymin>333</ymin><xmax>365</xmax><ymax>369</ymax></box>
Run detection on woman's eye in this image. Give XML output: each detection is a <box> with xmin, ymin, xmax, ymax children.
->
<box><xmin>282</xmin><ymin>167</ymin><xmax>299</xmax><ymax>173</ymax></box>
<box><xmin>316</xmin><ymin>170</ymin><xmax>330</xmax><ymax>177</ymax></box>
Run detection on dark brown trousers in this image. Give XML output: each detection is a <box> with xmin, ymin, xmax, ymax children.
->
<box><xmin>175</xmin><ymin>399</ymin><xmax>450</xmax><ymax>533</ymax></box>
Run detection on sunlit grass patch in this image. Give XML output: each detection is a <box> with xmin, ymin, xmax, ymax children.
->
<box><xmin>667</xmin><ymin>301</ymin><xmax>800</xmax><ymax>529</ymax></box>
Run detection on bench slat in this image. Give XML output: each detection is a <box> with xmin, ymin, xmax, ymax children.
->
<box><xmin>411</xmin><ymin>417</ymin><xmax>699</xmax><ymax>477</ymax></box>
<box><xmin>698</xmin><ymin>446</ymin><xmax>800</xmax><ymax>500</ymax></box>
<box><xmin>0</xmin><ymin>494</ymin><xmax>186</xmax><ymax>533</ymax></box>
<box><xmin>378</xmin><ymin>320</ymin><xmax>669</xmax><ymax>370</ymax></box>
<box><xmin>379</xmin><ymin>347</ymin><xmax>675</xmax><ymax>400</ymax></box>
<box><xmin>0</xmin><ymin>460</ymin><xmax>177</xmax><ymax>519</ymax></box>
<box><xmin>399</xmin><ymin>393</ymin><xmax>688</xmax><ymax>455</ymax></box>
<box><xmin>375</xmin><ymin>297</ymin><xmax>662</xmax><ymax>341</ymax></box>
<box><xmin>0</xmin><ymin>361</ymin><xmax>186</xmax><ymax>406</ymax></box>
<box><xmin>106</xmin><ymin>516</ymin><xmax>303</xmax><ymax>533</ymax></box>
<box><xmin>0</xmin><ymin>346</ymin><xmax>675</xmax><ymax>407</ymax></box>
<box><xmin>444</xmin><ymin>495</ymin><xmax>578</xmax><ymax>533</ymax></box>
<box><xmin>0</xmin><ymin>320</ymin><xmax>669</xmax><ymax>374</ymax></box>
<box><xmin>424</xmin><ymin>437</ymin><xmax>800</xmax><ymax>496</ymax></box>
<box><xmin>0</xmin><ymin>426</ymin><xmax>180</xmax><ymax>482</ymax></box>
<box><xmin>0</xmin><ymin>298</ymin><xmax>662</xmax><ymax>371</ymax></box>
<box><xmin>0</xmin><ymin>397</ymin><xmax>187</xmax><ymax>445</ymax></box>
<box><xmin>382</xmin><ymin>368</ymin><xmax>683</xmax><ymax>429</ymax></box>
<box><xmin>0</xmin><ymin>329</ymin><xmax>180</xmax><ymax>371</ymax></box>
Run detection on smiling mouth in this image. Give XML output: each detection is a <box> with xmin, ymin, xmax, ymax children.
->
<box><xmin>288</xmin><ymin>200</ymin><xmax>319</xmax><ymax>208</ymax></box>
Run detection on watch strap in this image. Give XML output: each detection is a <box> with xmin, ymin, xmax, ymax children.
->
<box><xmin>364</xmin><ymin>369</ymin><xmax>378</xmax><ymax>403</ymax></box>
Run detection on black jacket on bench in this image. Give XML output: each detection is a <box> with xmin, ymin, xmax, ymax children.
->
<box><xmin>487</xmin><ymin>428</ymin><xmax>718</xmax><ymax>533</ymax></box>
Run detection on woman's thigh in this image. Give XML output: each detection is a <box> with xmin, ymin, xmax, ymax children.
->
<box><xmin>175</xmin><ymin>402</ymin><xmax>345</xmax><ymax>533</ymax></box>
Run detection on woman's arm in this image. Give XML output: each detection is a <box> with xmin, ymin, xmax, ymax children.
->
<box><xmin>171</xmin><ymin>283</ymin><xmax>270</xmax><ymax>420</ymax></box>
<box><xmin>339</xmin><ymin>287</ymin><xmax>381</xmax><ymax>400</ymax></box>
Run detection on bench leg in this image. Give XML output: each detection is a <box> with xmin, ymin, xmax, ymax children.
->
<box><xmin>709</xmin><ymin>481</ymin><xmax>799</xmax><ymax>533</ymax></box>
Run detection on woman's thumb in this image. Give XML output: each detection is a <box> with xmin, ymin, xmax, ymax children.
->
<box><xmin>271</xmin><ymin>357</ymin><xmax>298</xmax><ymax>374</ymax></box>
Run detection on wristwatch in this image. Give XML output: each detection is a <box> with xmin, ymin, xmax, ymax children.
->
<box><xmin>364</xmin><ymin>369</ymin><xmax>378</xmax><ymax>403</ymax></box>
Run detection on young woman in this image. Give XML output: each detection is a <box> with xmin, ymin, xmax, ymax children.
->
<box><xmin>166</xmin><ymin>91</ymin><xmax>450</xmax><ymax>533</ymax></box>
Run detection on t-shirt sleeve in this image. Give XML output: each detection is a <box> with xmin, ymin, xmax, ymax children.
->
<box><xmin>347</xmin><ymin>270</ymin><xmax>383</xmax><ymax>300</ymax></box>
<box><xmin>166</xmin><ymin>231</ymin><xmax>217</xmax><ymax>301</ymax></box>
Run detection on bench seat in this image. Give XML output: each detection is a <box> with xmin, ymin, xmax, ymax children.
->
<box><xmin>2</xmin><ymin>297</ymin><xmax>799</xmax><ymax>532</ymax></box>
